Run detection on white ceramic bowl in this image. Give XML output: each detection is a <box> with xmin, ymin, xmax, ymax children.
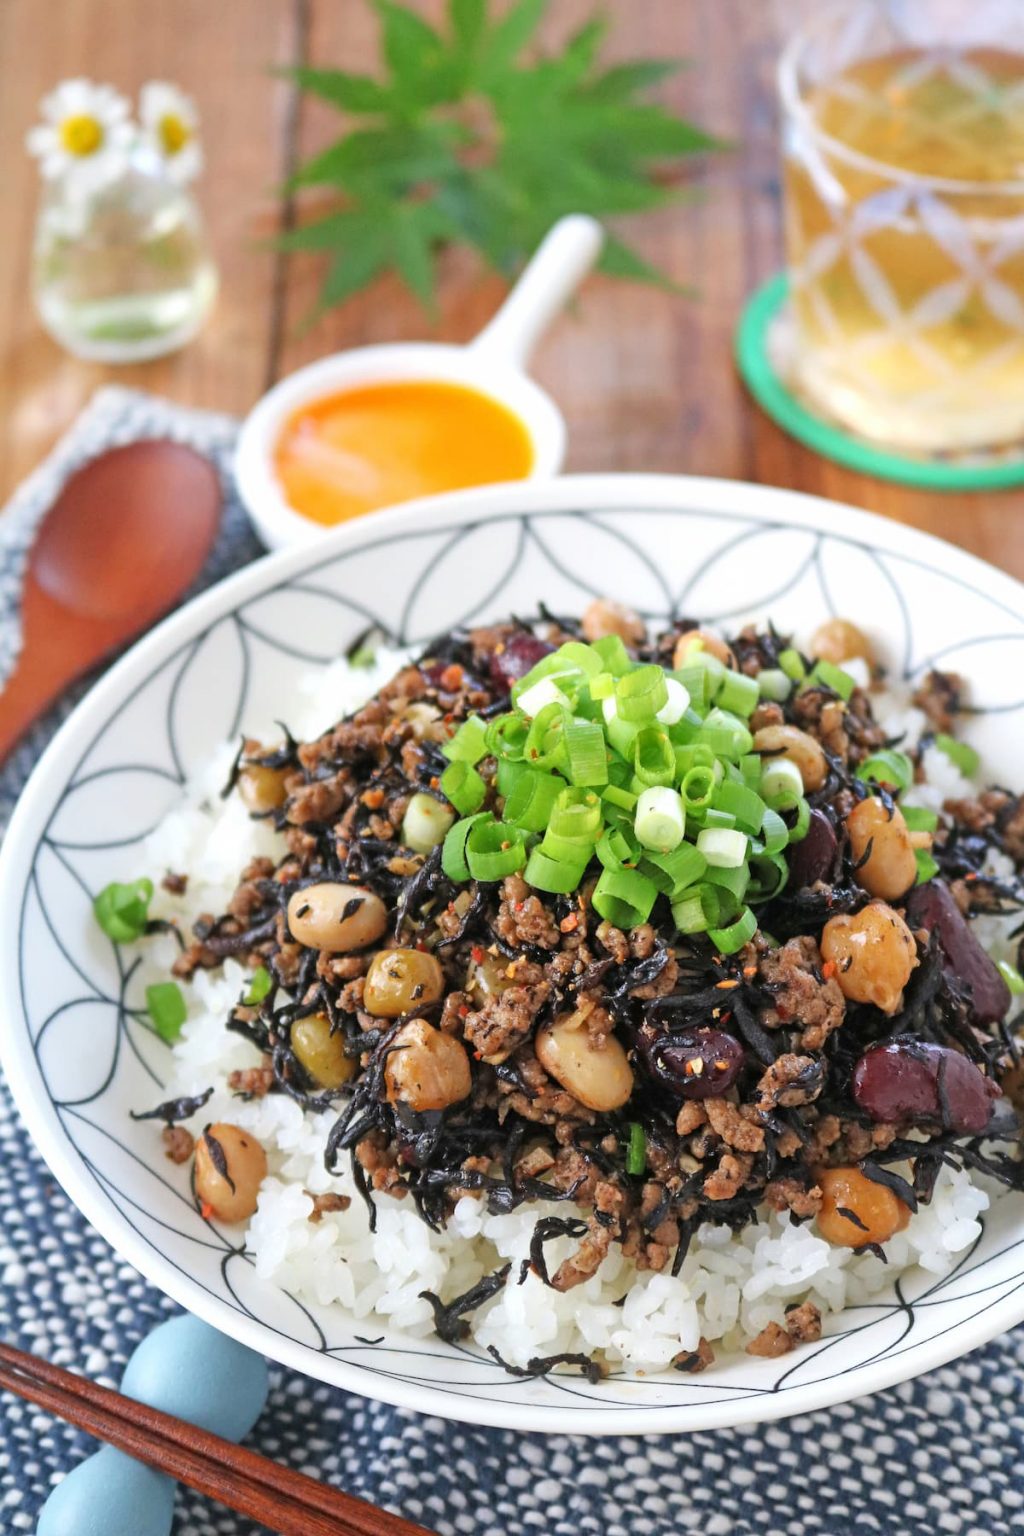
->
<box><xmin>2</xmin><ymin>475</ymin><xmax>1024</xmax><ymax>1435</ymax></box>
<box><xmin>235</xmin><ymin>216</ymin><xmax>602</xmax><ymax>550</ymax></box>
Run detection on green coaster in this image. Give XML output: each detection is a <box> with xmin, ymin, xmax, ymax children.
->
<box><xmin>735</xmin><ymin>273</ymin><xmax>1024</xmax><ymax>492</ymax></box>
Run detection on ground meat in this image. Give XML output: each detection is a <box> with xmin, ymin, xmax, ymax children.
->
<box><xmin>832</xmin><ymin>1121</ymin><xmax>897</xmax><ymax>1162</ymax></box>
<box><xmin>162</xmin><ymin>1125</ymin><xmax>194</xmax><ymax>1163</ymax></box>
<box><xmin>763</xmin><ymin>1175</ymin><xmax>822</xmax><ymax>1219</ymax></box>
<box><xmin>500</xmin><ymin>1046</ymin><xmax>594</xmax><ymax>1126</ymax></box>
<box><xmin>629</xmin><ymin>924</ymin><xmax>657</xmax><ymax>959</ymax></box>
<box><xmin>674</xmin><ymin>1338</ymin><xmax>715</xmax><ymax>1373</ymax></box>
<box><xmin>228</xmin><ymin>1063</ymin><xmax>276</xmax><ymax>1098</ymax></box>
<box><xmin>227</xmin><ymin>861</ymin><xmax>275</xmax><ymax>922</ymax></box>
<box><xmin>463</xmin><ymin>980</ymin><xmax>551</xmax><ymax>1062</ymax></box>
<box><xmin>550</xmin><ymin>1216</ymin><xmax>613</xmax><ymax>1291</ymax></box>
<box><xmin>759</xmin><ymin>935</ymin><xmax>846</xmax><ymax>1051</ymax></box>
<box><xmin>495</xmin><ymin>875</ymin><xmax>561</xmax><ymax>950</ymax></box>
<box><xmin>755</xmin><ymin>1054</ymin><xmax>824</xmax><ymax>1113</ymax></box>
<box><xmin>703</xmin><ymin>1151</ymin><xmax>753</xmax><ymax>1201</ymax></box>
<box><xmin>912</xmin><ymin>669</ymin><xmax>962</xmax><ymax>732</ymax></box>
<box><xmin>675</xmin><ymin>1102</ymin><xmax>707</xmax><ymax>1137</ymax></box>
<box><xmin>355</xmin><ymin>1131</ymin><xmax>405</xmax><ymax>1196</ymax></box>
<box><xmin>286</xmin><ymin>775</ymin><xmax>348</xmax><ymax>827</ymax></box>
<box><xmin>1001</xmin><ymin>796</ymin><xmax>1024</xmax><ymax>863</ymax></box>
<box><xmin>514</xmin><ymin>1145</ymin><xmax>556</xmax><ymax>1181</ymax></box>
<box><xmin>944</xmin><ymin>789</ymin><xmax>1008</xmax><ymax>834</ymax></box>
<box><xmin>162</xmin><ymin>871</ymin><xmax>188</xmax><ymax>895</ymax></box>
<box><xmin>792</xmin><ymin>689</ymin><xmax>849</xmax><ymax>760</ymax></box>
<box><xmin>595</xmin><ymin>920</ymin><xmax>629</xmax><ymax>964</ymax></box>
<box><xmin>785</xmin><ymin>1300</ymin><xmax>822</xmax><ymax>1343</ymax></box>
<box><xmin>630</xmin><ymin>951</ymin><xmax>679</xmax><ymax>1001</ymax></box>
<box><xmin>704</xmin><ymin>1098</ymin><xmax>766</xmax><ymax>1153</ymax></box>
<box><xmin>307</xmin><ymin>1191</ymin><xmax>351</xmax><ymax>1223</ymax></box>
<box><xmin>746</xmin><ymin>1321</ymin><xmax>793</xmax><ymax>1358</ymax></box>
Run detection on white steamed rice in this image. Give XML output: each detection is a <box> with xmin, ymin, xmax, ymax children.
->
<box><xmin>132</xmin><ymin>647</ymin><xmax>1018</xmax><ymax>1371</ymax></box>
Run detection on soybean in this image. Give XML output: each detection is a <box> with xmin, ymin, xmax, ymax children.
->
<box><xmin>286</xmin><ymin>883</ymin><xmax>387</xmax><ymax>952</ymax></box>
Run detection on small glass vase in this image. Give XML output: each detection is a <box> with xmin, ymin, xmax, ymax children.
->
<box><xmin>31</xmin><ymin>150</ymin><xmax>218</xmax><ymax>363</ymax></box>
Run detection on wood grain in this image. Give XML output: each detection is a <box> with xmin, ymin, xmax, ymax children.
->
<box><xmin>0</xmin><ymin>0</ymin><xmax>1021</xmax><ymax>579</ymax></box>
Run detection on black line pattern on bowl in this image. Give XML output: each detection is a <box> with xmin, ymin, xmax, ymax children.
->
<box><xmin>11</xmin><ymin>502</ymin><xmax>1024</xmax><ymax>1418</ymax></box>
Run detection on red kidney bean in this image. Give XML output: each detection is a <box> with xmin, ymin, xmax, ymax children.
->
<box><xmin>905</xmin><ymin>879</ymin><xmax>1011</xmax><ymax>1025</ymax></box>
<box><xmin>488</xmin><ymin>632</ymin><xmax>554</xmax><ymax>690</ymax></box>
<box><xmin>786</xmin><ymin>809</ymin><xmax>837</xmax><ymax>888</ymax></box>
<box><xmin>852</xmin><ymin>1039</ymin><xmax>1000</xmax><ymax>1135</ymax></box>
<box><xmin>637</xmin><ymin>1025</ymin><xmax>745</xmax><ymax>1100</ymax></box>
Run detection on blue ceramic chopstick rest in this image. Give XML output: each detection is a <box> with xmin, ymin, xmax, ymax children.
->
<box><xmin>36</xmin><ymin>1314</ymin><xmax>269</xmax><ymax>1535</ymax></box>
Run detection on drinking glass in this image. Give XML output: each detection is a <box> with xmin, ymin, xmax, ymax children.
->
<box><xmin>778</xmin><ymin>0</ymin><xmax>1024</xmax><ymax>452</ymax></box>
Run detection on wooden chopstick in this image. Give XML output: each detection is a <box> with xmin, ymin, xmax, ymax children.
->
<box><xmin>0</xmin><ymin>1342</ymin><xmax>436</xmax><ymax>1536</ymax></box>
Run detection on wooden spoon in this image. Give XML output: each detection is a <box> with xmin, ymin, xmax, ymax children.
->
<box><xmin>0</xmin><ymin>441</ymin><xmax>222</xmax><ymax>764</ymax></box>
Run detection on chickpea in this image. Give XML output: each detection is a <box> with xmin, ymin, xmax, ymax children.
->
<box><xmin>821</xmin><ymin>901</ymin><xmax>918</xmax><ymax>1014</ymax></box>
<box><xmin>673</xmin><ymin>628</ymin><xmax>736</xmax><ymax>671</ymax></box>
<box><xmin>816</xmin><ymin>1165</ymin><xmax>910</xmax><ymax>1248</ymax></box>
<box><xmin>809</xmin><ymin>618</ymin><xmax>874</xmax><ymax>669</ymax></box>
<box><xmin>194</xmin><ymin>1123</ymin><xmax>267</xmax><ymax>1224</ymax></box>
<box><xmin>581</xmin><ymin>597</ymin><xmax>646</xmax><ymax>647</ymax></box>
<box><xmin>384</xmin><ymin>1019</ymin><xmax>472</xmax><ymax>1112</ymax></box>
<box><xmin>364</xmin><ymin>947</ymin><xmax>445</xmax><ymax>1018</ymax></box>
<box><xmin>846</xmin><ymin>797</ymin><xmax>916</xmax><ymax>900</ymax></box>
<box><xmin>291</xmin><ymin>1013</ymin><xmax>356</xmax><ymax>1089</ymax></box>
<box><xmin>535</xmin><ymin>1009</ymin><xmax>634</xmax><ymax>1112</ymax></box>
<box><xmin>238</xmin><ymin>762</ymin><xmax>289</xmax><ymax>814</ymax></box>
<box><xmin>753</xmin><ymin>724</ymin><xmax>828</xmax><ymax>792</ymax></box>
<box><xmin>286</xmin><ymin>883</ymin><xmax>387</xmax><ymax>952</ymax></box>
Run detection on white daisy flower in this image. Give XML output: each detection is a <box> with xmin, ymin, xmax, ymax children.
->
<box><xmin>26</xmin><ymin>78</ymin><xmax>133</xmax><ymax>192</ymax></box>
<box><xmin>139</xmin><ymin>82</ymin><xmax>203</xmax><ymax>184</ymax></box>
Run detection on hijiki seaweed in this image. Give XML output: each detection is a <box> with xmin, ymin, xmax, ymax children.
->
<box><xmin>141</xmin><ymin>607</ymin><xmax>1024</xmax><ymax>1369</ymax></box>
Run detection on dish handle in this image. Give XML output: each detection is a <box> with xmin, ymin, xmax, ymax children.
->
<box><xmin>470</xmin><ymin>214</ymin><xmax>604</xmax><ymax>372</ymax></box>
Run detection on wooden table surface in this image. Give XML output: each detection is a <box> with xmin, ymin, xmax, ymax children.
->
<box><xmin>1</xmin><ymin>0</ymin><xmax>1022</xmax><ymax>580</ymax></box>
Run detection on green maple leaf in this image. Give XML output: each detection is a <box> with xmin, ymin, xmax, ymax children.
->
<box><xmin>279</xmin><ymin>0</ymin><xmax>723</xmax><ymax>318</ymax></box>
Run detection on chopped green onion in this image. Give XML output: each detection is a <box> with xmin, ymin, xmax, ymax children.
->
<box><xmin>402</xmin><ymin>792</ymin><xmax>456</xmax><ymax>853</ymax></box>
<box><xmin>757</xmin><ymin>668</ymin><xmax>791</xmax><ymax>702</ymax></box>
<box><xmin>997</xmin><ymin>960</ymin><xmax>1024</xmax><ymax>997</ymax></box>
<box><xmin>596</xmin><ymin>827</ymin><xmax>637</xmax><ymax>870</ymax></box>
<box><xmin>787</xmin><ymin>797</ymin><xmax>812</xmax><ymax>843</ymax></box>
<box><xmin>602</xmin><ymin>699</ymin><xmax>640</xmax><ymax>760</ymax></box>
<box><xmin>778</xmin><ymin>647</ymin><xmax>806</xmax><ymax>682</ymax></box>
<box><xmin>713</xmin><ymin>779</ymin><xmax>766</xmax><ymax>835</ymax></box>
<box><xmin>465</xmin><ymin>820</ymin><xmax>526</xmax><ymax>881</ymax></box>
<box><xmin>243</xmin><ymin>966</ymin><xmax>272</xmax><ymax>1006</ymax></box>
<box><xmin>858</xmin><ymin>749</ymin><xmax>914</xmax><ymax>794</ymax></box>
<box><xmin>759</xmin><ymin>756</ymin><xmax>804</xmax><ymax>802</ymax></box>
<box><xmin>564</xmin><ymin>717</ymin><xmax>608</xmax><ymax>787</ymax></box>
<box><xmin>671</xmin><ymin>884</ymin><xmax>724</xmax><ymax>934</ymax></box>
<box><xmin>702</xmin><ymin>807</ymin><xmax>736</xmax><ymax>830</ymax></box>
<box><xmin>146</xmin><ymin>981</ymin><xmax>187</xmax><ymax>1043</ymax></box>
<box><xmin>440</xmin><ymin>760</ymin><xmax>487</xmax><ymax>815</ymax></box>
<box><xmin>504</xmin><ymin>769</ymin><xmax>565</xmax><ymax>832</ymax></box>
<box><xmin>549</xmin><ymin>786</ymin><xmax>603</xmax><ymax>844</ymax></box>
<box><xmin>592</xmin><ymin>866</ymin><xmax>657</xmax><ymax>928</ymax></box>
<box><xmin>697</xmin><ymin>827</ymin><xmax>748</xmax><ymax>868</ymax></box>
<box><xmin>93</xmin><ymin>878</ymin><xmax>154</xmax><ymax>943</ymax></box>
<box><xmin>672</xmin><ymin>665</ymin><xmax>712</xmax><ymax>710</ymax></box>
<box><xmin>442</xmin><ymin>715</ymin><xmax>489</xmax><ymax>764</ymax></box>
<box><xmin>655</xmin><ymin>677</ymin><xmax>691</xmax><ymax>726</ymax></box>
<box><xmin>590</xmin><ymin>633</ymin><xmax>633</xmax><ymax>676</ymax></box>
<box><xmin>589</xmin><ymin>671</ymin><xmax>615</xmax><ymax>701</ymax></box>
<box><xmin>746</xmin><ymin>851</ymin><xmax>789</xmax><ymax>901</ymax></box>
<box><xmin>441</xmin><ymin>813</ymin><xmax>490</xmax><ymax>880</ymax></box>
<box><xmin>626</xmin><ymin>1122</ymin><xmax>646</xmax><ymax>1176</ymax></box>
<box><xmin>717</xmin><ymin>670</ymin><xmax>760</xmax><ymax>719</ymax></box>
<box><xmin>808</xmin><ymin>659</ymin><xmax>856</xmax><ymax>701</ymax></box>
<box><xmin>680</xmin><ymin>764</ymin><xmax>716</xmax><ymax>812</ymax></box>
<box><xmin>640</xmin><ymin>843</ymin><xmax>706</xmax><ymax>896</ymax></box>
<box><xmin>616</xmin><ymin>665</ymin><xmax>669</xmax><ymax>723</ymax></box>
<box><xmin>635</xmin><ymin>786</ymin><xmax>685</xmax><ymax>853</ymax></box>
<box><xmin>523</xmin><ymin>845</ymin><xmax>590</xmax><ymax>893</ymax></box>
<box><xmin>601</xmin><ymin>783</ymin><xmax>638</xmax><ymax>812</ymax></box>
<box><xmin>633</xmin><ymin>725</ymin><xmax>676</xmax><ymax>788</ymax></box>
<box><xmin>901</xmin><ymin>805</ymin><xmax>939</xmax><ymax>833</ymax></box>
<box><xmin>496</xmin><ymin>758</ymin><xmax>529</xmax><ymax>797</ymax></box>
<box><xmin>704</xmin><ymin>861</ymin><xmax>751</xmax><ymax>903</ymax></box>
<box><xmin>934</xmin><ymin>733</ymin><xmax>980</xmax><ymax>779</ymax></box>
<box><xmin>759</xmin><ymin>807</ymin><xmax>790</xmax><ymax>855</ymax></box>
<box><xmin>556</xmin><ymin>641</ymin><xmax>603</xmax><ymax>677</ymax></box>
<box><xmin>486</xmin><ymin>712</ymin><xmax>529</xmax><ymax>761</ymax></box>
<box><xmin>524</xmin><ymin>701</ymin><xmax>568</xmax><ymax>770</ymax></box>
<box><xmin>518</xmin><ymin>677</ymin><xmax>572</xmax><ymax>718</ymax></box>
<box><xmin>700</xmin><ymin>708</ymin><xmax>753</xmax><ymax>759</ymax></box>
<box><xmin>914</xmin><ymin>848</ymin><xmax>940</xmax><ymax>884</ymax></box>
<box><xmin>707</xmin><ymin>905</ymin><xmax>758</xmax><ymax>954</ymax></box>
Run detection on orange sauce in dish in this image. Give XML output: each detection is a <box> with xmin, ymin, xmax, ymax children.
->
<box><xmin>272</xmin><ymin>379</ymin><xmax>535</xmax><ymax>526</ymax></box>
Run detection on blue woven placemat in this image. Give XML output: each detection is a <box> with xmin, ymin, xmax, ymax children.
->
<box><xmin>2</xmin><ymin>388</ymin><xmax>1023</xmax><ymax>1536</ymax></box>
